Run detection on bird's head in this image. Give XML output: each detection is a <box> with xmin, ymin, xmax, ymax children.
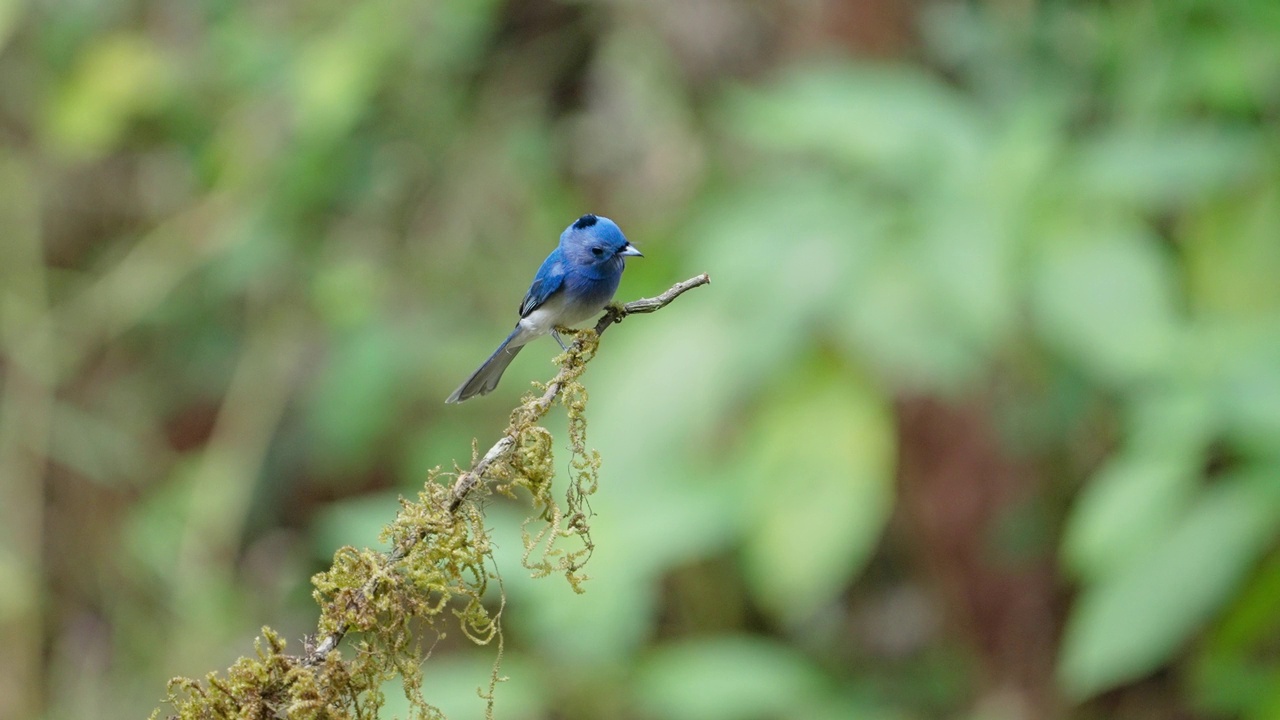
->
<box><xmin>560</xmin><ymin>214</ymin><xmax>642</xmax><ymax>272</ymax></box>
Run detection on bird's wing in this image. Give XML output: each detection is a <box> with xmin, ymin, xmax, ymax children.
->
<box><xmin>519</xmin><ymin>249</ymin><xmax>566</xmax><ymax>318</ymax></box>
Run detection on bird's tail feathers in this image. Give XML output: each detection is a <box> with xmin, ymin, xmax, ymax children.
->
<box><xmin>445</xmin><ymin>327</ymin><xmax>526</xmax><ymax>403</ymax></box>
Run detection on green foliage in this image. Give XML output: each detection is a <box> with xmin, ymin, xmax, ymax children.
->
<box><xmin>632</xmin><ymin>637</ymin><xmax>829</xmax><ymax>720</ymax></box>
<box><xmin>1059</xmin><ymin>475</ymin><xmax>1280</xmax><ymax>699</ymax></box>
<box><xmin>7</xmin><ymin>0</ymin><xmax>1280</xmax><ymax>718</ymax></box>
<box><xmin>735</xmin><ymin>365</ymin><xmax>894</xmax><ymax>624</ymax></box>
<box><xmin>706</xmin><ymin>1</ymin><xmax>1280</xmax><ymax>704</ymax></box>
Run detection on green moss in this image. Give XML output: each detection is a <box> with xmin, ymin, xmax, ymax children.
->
<box><xmin>159</xmin><ymin>628</ymin><xmax>387</xmax><ymax>719</ymax></box>
<box><xmin>159</xmin><ymin>331</ymin><xmax>606</xmax><ymax>719</ymax></box>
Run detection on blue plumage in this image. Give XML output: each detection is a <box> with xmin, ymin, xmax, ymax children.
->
<box><xmin>446</xmin><ymin>214</ymin><xmax>642</xmax><ymax>403</ymax></box>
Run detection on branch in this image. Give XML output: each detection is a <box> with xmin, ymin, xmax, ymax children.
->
<box><xmin>592</xmin><ymin>272</ymin><xmax>712</xmax><ymax>335</ymax></box>
<box><xmin>303</xmin><ymin>272</ymin><xmax>709</xmax><ymax>664</ymax></box>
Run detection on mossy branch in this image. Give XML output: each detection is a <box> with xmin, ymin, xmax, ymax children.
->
<box><xmin>158</xmin><ymin>273</ymin><xmax>709</xmax><ymax>719</ymax></box>
<box><xmin>306</xmin><ymin>272</ymin><xmax>708</xmax><ymax>663</ymax></box>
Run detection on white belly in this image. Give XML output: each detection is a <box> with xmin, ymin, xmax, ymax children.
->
<box><xmin>513</xmin><ymin>292</ymin><xmax>602</xmax><ymax>346</ymax></box>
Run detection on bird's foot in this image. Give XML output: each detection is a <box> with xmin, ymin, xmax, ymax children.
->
<box><xmin>552</xmin><ymin>328</ymin><xmax>571</xmax><ymax>351</ymax></box>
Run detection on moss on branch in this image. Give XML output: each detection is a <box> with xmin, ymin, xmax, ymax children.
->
<box><xmin>156</xmin><ymin>274</ymin><xmax>709</xmax><ymax>720</ymax></box>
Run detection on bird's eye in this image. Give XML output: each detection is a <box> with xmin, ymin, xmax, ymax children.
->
<box><xmin>591</xmin><ymin>246</ymin><xmax>604</xmax><ymax>257</ymax></box>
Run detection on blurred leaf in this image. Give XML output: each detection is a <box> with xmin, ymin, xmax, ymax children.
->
<box><xmin>728</xmin><ymin>63</ymin><xmax>983</xmax><ymax>183</ymax></box>
<box><xmin>1063</xmin><ymin>383</ymin><xmax>1216</xmax><ymax>581</ymax></box>
<box><xmin>633</xmin><ymin>637</ymin><xmax>829</xmax><ymax>720</ymax></box>
<box><xmin>1192</xmin><ymin>654</ymin><xmax>1280</xmax><ymax>720</ymax></box>
<box><xmin>738</xmin><ymin>364</ymin><xmax>895</xmax><ymax>623</ymax></box>
<box><xmin>1124</xmin><ymin>384</ymin><xmax>1218</xmax><ymax>453</ymax></box>
<box><xmin>690</xmin><ymin>175</ymin><xmax>875</xmax><ymax>334</ymax></box>
<box><xmin>1058</xmin><ymin>473</ymin><xmax>1280</xmax><ymax>699</ymax></box>
<box><xmin>917</xmin><ymin>189</ymin><xmax>1017</xmax><ymax>362</ymax></box>
<box><xmin>1184</xmin><ymin>188</ymin><xmax>1280</xmax><ymax>319</ymax></box>
<box><xmin>1061</xmin><ymin>451</ymin><xmax>1200</xmax><ymax>582</ymax></box>
<box><xmin>292</xmin><ymin>2</ymin><xmax>406</xmax><ymax>142</ymax></box>
<box><xmin>841</xmin><ymin>248</ymin><xmax>987</xmax><ymax>390</ymax></box>
<box><xmin>1192</xmin><ymin>548</ymin><xmax>1280</xmax><ymax>719</ymax></box>
<box><xmin>1032</xmin><ymin>223</ymin><xmax>1180</xmax><ymax>385</ymax></box>
<box><xmin>1074</xmin><ymin>126</ymin><xmax>1258</xmax><ymax>209</ymax></box>
<box><xmin>1177</xmin><ymin>320</ymin><xmax>1280</xmax><ymax>456</ymax></box>
<box><xmin>1213</xmin><ymin>327</ymin><xmax>1280</xmax><ymax>453</ymax></box>
<box><xmin>48</xmin><ymin>34</ymin><xmax>169</xmax><ymax>156</ymax></box>
<box><xmin>913</xmin><ymin>114</ymin><xmax>1060</xmax><ymax>370</ymax></box>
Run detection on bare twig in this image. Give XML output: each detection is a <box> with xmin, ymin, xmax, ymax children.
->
<box><xmin>303</xmin><ymin>273</ymin><xmax>709</xmax><ymax>664</ymax></box>
<box><xmin>592</xmin><ymin>273</ymin><xmax>712</xmax><ymax>334</ymax></box>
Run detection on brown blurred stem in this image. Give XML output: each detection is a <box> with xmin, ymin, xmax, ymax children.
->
<box><xmin>303</xmin><ymin>272</ymin><xmax>710</xmax><ymax>664</ymax></box>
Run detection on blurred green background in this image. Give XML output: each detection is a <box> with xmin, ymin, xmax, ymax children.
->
<box><xmin>2</xmin><ymin>0</ymin><xmax>1280</xmax><ymax>718</ymax></box>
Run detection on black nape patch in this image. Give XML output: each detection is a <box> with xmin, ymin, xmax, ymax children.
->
<box><xmin>572</xmin><ymin>214</ymin><xmax>598</xmax><ymax>230</ymax></box>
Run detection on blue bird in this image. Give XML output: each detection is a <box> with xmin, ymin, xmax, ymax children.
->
<box><xmin>446</xmin><ymin>214</ymin><xmax>642</xmax><ymax>403</ymax></box>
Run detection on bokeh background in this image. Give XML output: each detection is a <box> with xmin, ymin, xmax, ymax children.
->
<box><xmin>2</xmin><ymin>0</ymin><xmax>1280</xmax><ymax>718</ymax></box>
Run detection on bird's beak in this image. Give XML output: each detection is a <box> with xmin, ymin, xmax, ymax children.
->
<box><xmin>620</xmin><ymin>243</ymin><xmax>643</xmax><ymax>257</ymax></box>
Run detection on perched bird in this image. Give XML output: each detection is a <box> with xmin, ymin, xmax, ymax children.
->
<box><xmin>446</xmin><ymin>214</ymin><xmax>642</xmax><ymax>403</ymax></box>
